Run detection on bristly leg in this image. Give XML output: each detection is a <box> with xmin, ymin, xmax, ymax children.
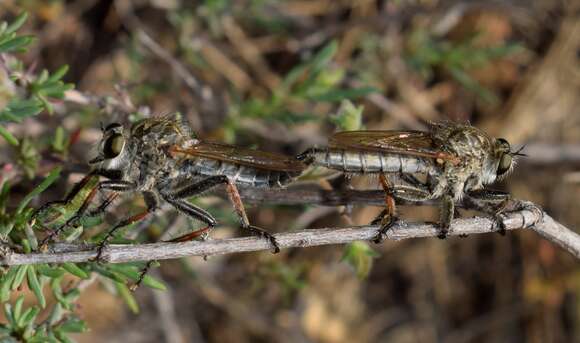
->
<box><xmin>130</xmin><ymin>225</ymin><xmax>212</xmax><ymax>291</ymax></box>
<box><xmin>129</xmin><ymin>260</ymin><xmax>155</xmax><ymax>292</ymax></box>
<box><xmin>372</xmin><ymin>174</ymin><xmax>398</xmax><ymax>243</ymax></box>
<box><xmin>373</xmin><ymin>181</ymin><xmax>433</xmax><ymax>242</ymax></box>
<box><xmin>464</xmin><ymin>189</ymin><xmax>511</xmax><ymax>235</ymax></box>
<box><xmin>225</xmin><ymin>180</ymin><xmax>280</xmax><ymax>253</ymax></box>
<box><xmin>33</xmin><ymin>170</ymin><xmax>130</xmax><ymax>249</ymax></box>
<box><xmin>168</xmin><ymin>175</ymin><xmax>280</xmax><ymax>253</ymax></box>
<box><xmin>94</xmin><ymin>191</ymin><xmax>158</xmax><ymax>262</ymax></box>
<box><xmin>438</xmin><ymin>194</ymin><xmax>454</xmax><ymax>239</ymax></box>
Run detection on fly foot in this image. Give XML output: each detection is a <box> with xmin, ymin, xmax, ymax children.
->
<box><xmin>91</xmin><ymin>241</ymin><xmax>108</xmax><ymax>263</ymax></box>
<box><xmin>372</xmin><ymin>215</ymin><xmax>400</xmax><ymax>244</ymax></box>
<box><xmin>245</xmin><ymin>225</ymin><xmax>280</xmax><ymax>254</ymax></box>
<box><xmin>437</xmin><ymin>226</ymin><xmax>449</xmax><ymax>240</ymax></box>
<box><xmin>491</xmin><ymin>211</ymin><xmax>509</xmax><ymax>236</ymax></box>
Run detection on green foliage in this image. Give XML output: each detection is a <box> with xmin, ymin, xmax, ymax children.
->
<box><xmin>0</xmin><ymin>294</ymin><xmax>87</xmax><ymax>342</ymax></box>
<box><xmin>224</xmin><ymin>40</ymin><xmax>377</xmax><ymax>142</ymax></box>
<box><xmin>261</xmin><ymin>261</ymin><xmax>306</xmax><ymax>303</ymax></box>
<box><xmin>0</xmin><ymin>13</ymin><xmax>34</xmax><ymax>54</ymax></box>
<box><xmin>0</xmin><ymin>13</ymin><xmax>167</xmax><ymax>341</ymax></box>
<box><xmin>329</xmin><ymin>100</ymin><xmax>365</xmax><ymax>131</ymax></box>
<box><xmin>341</xmin><ymin>241</ymin><xmax>380</xmax><ymax>280</ymax></box>
<box><xmin>406</xmin><ymin>29</ymin><xmax>522</xmax><ymax>104</ymax></box>
<box><xmin>0</xmin><ymin>13</ymin><xmax>74</xmax><ymax>147</ymax></box>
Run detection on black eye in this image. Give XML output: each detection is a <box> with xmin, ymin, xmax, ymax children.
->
<box><xmin>497</xmin><ymin>153</ymin><xmax>512</xmax><ymax>176</ymax></box>
<box><xmin>103</xmin><ymin>134</ymin><xmax>124</xmax><ymax>158</ymax></box>
<box><xmin>497</xmin><ymin>138</ymin><xmax>510</xmax><ymax>151</ymax></box>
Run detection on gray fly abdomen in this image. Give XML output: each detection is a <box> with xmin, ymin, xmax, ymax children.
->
<box><xmin>186</xmin><ymin>158</ymin><xmax>298</xmax><ymax>188</ymax></box>
<box><xmin>312</xmin><ymin>149</ymin><xmax>430</xmax><ymax>174</ymax></box>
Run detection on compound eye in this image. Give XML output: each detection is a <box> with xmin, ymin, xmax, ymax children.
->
<box><xmin>496</xmin><ymin>153</ymin><xmax>512</xmax><ymax>176</ymax></box>
<box><xmin>497</xmin><ymin>138</ymin><xmax>510</xmax><ymax>151</ymax></box>
<box><xmin>103</xmin><ymin>134</ymin><xmax>124</xmax><ymax>158</ymax></box>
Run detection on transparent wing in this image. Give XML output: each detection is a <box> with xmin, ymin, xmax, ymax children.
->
<box><xmin>329</xmin><ymin>130</ymin><xmax>456</xmax><ymax>161</ymax></box>
<box><xmin>171</xmin><ymin>142</ymin><xmax>305</xmax><ymax>172</ymax></box>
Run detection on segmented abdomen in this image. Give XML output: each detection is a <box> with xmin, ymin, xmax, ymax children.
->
<box><xmin>183</xmin><ymin>158</ymin><xmax>299</xmax><ymax>188</ymax></box>
<box><xmin>311</xmin><ymin>149</ymin><xmax>430</xmax><ymax>174</ymax></box>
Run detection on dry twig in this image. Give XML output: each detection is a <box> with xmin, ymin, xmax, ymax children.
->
<box><xmin>1</xmin><ymin>202</ymin><xmax>578</xmax><ymax>266</ymax></box>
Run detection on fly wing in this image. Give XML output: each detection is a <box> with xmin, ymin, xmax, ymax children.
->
<box><xmin>329</xmin><ymin>130</ymin><xmax>454</xmax><ymax>161</ymax></box>
<box><xmin>171</xmin><ymin>142</ymin><xmax>305</xmax><ymax>172</ymax></box>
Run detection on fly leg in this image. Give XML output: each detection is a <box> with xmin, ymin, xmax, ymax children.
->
<box><xmin>32</xmin><ymin>169</ymin><xmax>124</xmax><ymax>246</ymax></box>
<box><xmin>94</xmin><ymin>190</ymin><xmax>155</xmax><ymax>262</ymax></box>
<box><xmin>373</xmin><ymin>182</ymin><xmax>433</xmax><ymax>242</ymax></box>
<box><xmin>40</xmin><ymin>179</ymin><xmax>133</xmax><ymax>248</ymax></box>
<box><xmin>128</xmin><ymin>184</ymin><xmax>222</xmax><ymax>291</ymax></box>
<box><xmin>162</xmin><ymin>195</ymin><xmax>218</xmax><ymax>239</ymax></box>
<box><xmin>439</xmin><ymin>195</ymin><xmax>455</xmax><ymax>239</ymax></box>
<box><xmin>372</xmin><ymin>174</ymin><xmax>398</xmax><ymax>243</ymax></box>
<box><xmin>464</xmin><ymin>189</ymin><xmax>511</xmax><ymax>235</ymax></box>
<box><xmin>168</xmin><ymin>175</ymin><xmax>280</xmax><ymax>253</ymax></box>
<box><xmin>129</xmin><ymin>207</ymin><xmax>213</xmax><ymax>292</ymax></box>
<box><xmin>225</xmin><ymin>181</ymin><xmax>280</xmax><ymax>253</ymax></box>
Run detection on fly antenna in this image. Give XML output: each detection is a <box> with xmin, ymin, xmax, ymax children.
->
<box><xmin>512</xmin><ymin>144</ymin><xmax>527</xmax><ymax>157</ymax></box>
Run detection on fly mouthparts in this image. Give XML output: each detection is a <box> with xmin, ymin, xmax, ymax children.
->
<box><xmin>89</xmin><ymin>155</ymin><xmax>105</xmax><ymax>164</ymax></box>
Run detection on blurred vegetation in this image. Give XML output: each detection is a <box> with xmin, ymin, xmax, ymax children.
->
<box><xmin>0</xmin><ymin>1</ymin><xmax>579</xmax><ymax>342</ymax></box>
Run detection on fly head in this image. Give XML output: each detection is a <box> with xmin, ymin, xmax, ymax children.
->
<box><xmin>89</xmin><ymin>122</ymin><xmax>131</xmax><ymax>173</ymax></box>
<box><xmin>485</xmin><ymin>137</ymin><xmax>524</xmax><ymax>184</ymax></box>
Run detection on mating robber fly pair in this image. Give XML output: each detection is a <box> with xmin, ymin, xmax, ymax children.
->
<box><xmin>32</xmin><ymin>115</ymin><xmax>524</xmax><ymax>260</ymax></box>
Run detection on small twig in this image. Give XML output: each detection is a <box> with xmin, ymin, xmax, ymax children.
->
<box><xmin>3</xmin><ymin>205</ymin><xmax>578</xmax><ymax>265</ymax></box>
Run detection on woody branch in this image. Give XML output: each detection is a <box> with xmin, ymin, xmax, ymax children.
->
<box><xmin>1</xmin><ymin>195</ymin><xmax>578</xmax><ymax>266</ymax></box>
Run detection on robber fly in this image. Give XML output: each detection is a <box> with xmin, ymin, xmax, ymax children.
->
<box><xmin>298</xmin><ymin>121</ymin><xmax>525</xmax><ymax>241</ymax></box>
<box><xmin>33</xmin><ymin>114</ymin><xmax>305</xmax><ymax>258</ymax></box>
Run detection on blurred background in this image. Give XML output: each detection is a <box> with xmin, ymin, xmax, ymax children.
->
<box><xmin>1</xmin><ymin>0</ymin><xmax>579</xmax><ymax>342</ymax></box>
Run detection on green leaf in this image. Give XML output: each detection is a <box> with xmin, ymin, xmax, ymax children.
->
<box><xmin>17</xmin><ymin>307</ymin><xmax>39</xmax><ymax>329</ymax></box>
<box><xmin>140</xmin><ymin>275</ymin><xmax>167</xmax><ymax>291</ymax></box>
<box><xmin>50</xmin><ymin>277</ymin><xmax>66</xmax><ymax>306</ymax></box>
<box><xmin>5</xmin><ymin>13</ymin><xmax>28</xmax><ymax>36</ymax></box>
<box><xmin>11</xmin><ymin>265</ymin><xmax>28</xmax><ymax>291</ymax></box>
<box><xmin>310</xmin><ymin>40</ymin><xmax>338</xmax><ymax>74</ymax></box>
<box><xmin>46</xmin><ymin>65</ymin><xmax>69</xmax><ymax>83</ymax></box>
<box><xmin>16</xmin><ymin>167</ymin><xmax>62</xmax><ymax>215</ymax></box>
<box><xmin>0</xmin><ymin>125</ymin><xmax>19</xmax><ymax>146</ymax></box>
<box><xmin>13</xmin><ymin>295</ymin><xmax>24</xmax><ymax>323</ymax></box>
<box><xmin>57</xmin><ymin>317</ymin><xmax>87</xmax><ymax>333</ymax></box>
<box><xmin>0</xmin><ymin>267</ymin><xmax>18</xmax><ymax>302</ymax></box>
<box><xmin>115</xmin><ymin>282</ymin><xmax>139</xmax><ymax>314</ymax></box>
<box><xmin>27</xmin><ymin>266</ymin><xmax>46</xmax><ymax>308</ymax></box>
<box><xmin>36</xmin><ymin>264</ymin><xmax>65</xmax><ymax>278</ymax></box>
<box><xmin>62</xmin><ymin>263</ymin><xmax>89</xmax><ymax>280</ymax></box>
<box><xmin>3</xmin><ymin>302</ymin><xmax>15</xmax><ymax>327</ymax></box>
<box><xmin>308</xmin><ymin>86</ymin><xmax>378</xmax><ymax>102</ymax></box>
<box><xmin>283</xmin><ymin>40</ymin><xmax>337</xmax><ymax>88</ymax></box>
<box><xmin>341</xmin><ymin>241</ymin><xmax>380</xmax><ymax>280</ymax></box>
<box><xmin>93</xmin><ymin>265</ymin><xmax>126</xmax><ymax>283</ymax></box>
<box><xmin>0</xmin><ymin>35</ymin><xmax>34</xmax><ymax>53</ymax></box>
<box><xmin>0</xmin><ymin>99</ymin><xmax>43</xmax><ymax>122</ymax></box>
<box><xmin>51</xmin><ymin>127</ymin><xmax>65</xmax><ymax>153</ymax></box>
<box><xmin>107</xmin><ymin>264</ymin><xmax>166</xmax><ymax>290</ymax></box>
<box><xmin>329</xmin><ymin>100</ymin><xmax>365</xmax><ymax>131</ymax></box>
<box><xmin>47</xmin><ymin>303</ymin><xmax>63</xmax><ymax>326</ymax></box>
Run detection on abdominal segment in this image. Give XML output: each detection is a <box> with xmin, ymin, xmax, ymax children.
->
<box><xmin>312</xmin><ymin>149</ymin><xmax>431</xmax><ymax>174</ymax></box>
<box><xmin>182</xmin><ymin>158</ymin><xmax>299</xmax><ymax>187</ymax></box>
